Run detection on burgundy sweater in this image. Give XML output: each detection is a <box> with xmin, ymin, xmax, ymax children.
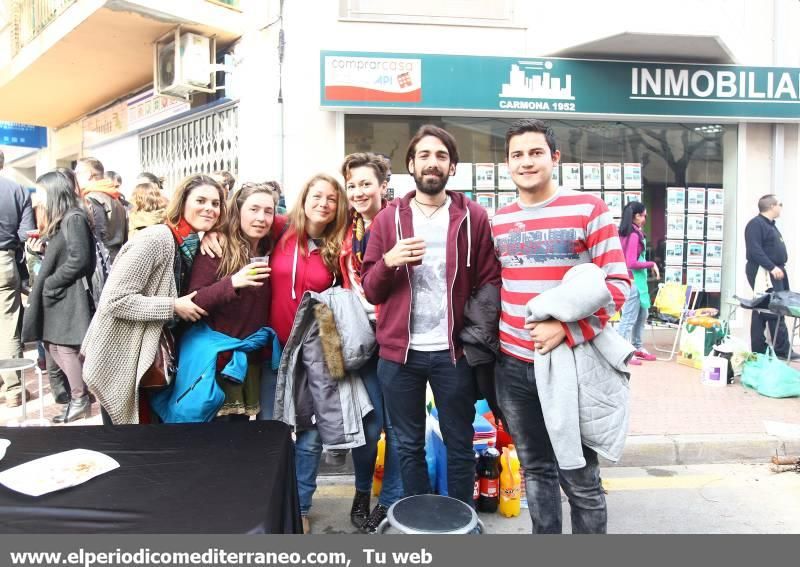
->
<box><xmin>189</xmin><ymin>253</ymin><xmax>271</xmax><ymax>362</ymax></box>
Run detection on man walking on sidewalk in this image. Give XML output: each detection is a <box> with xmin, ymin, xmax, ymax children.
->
<box><xmin>0</xmin><ymin>150</ymin><xmax>35</xmax><ymax>407</ymax></box>
<box><xmin>491</xmin><ymin>119</ymin><xmax>630</xmax><ymax>533</ymax></box>
<box><xmin>361</xmin><ymin>125</ymin><xmax>501</xmax><ymax>504</ymax></box>
<box><xmin>744</xmin><ymin>194</ymin><xmax>799</xmax><ymax>360</ymax></box>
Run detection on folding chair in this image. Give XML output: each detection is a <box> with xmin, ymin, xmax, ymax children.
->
<box><xmin>648</xmin><ymin>283</ymin><xmax>700</xmax><ymax>361</ymax></box>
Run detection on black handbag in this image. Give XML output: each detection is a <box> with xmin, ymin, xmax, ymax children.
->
<box><xmin>768</xmin><ymin>290</ymin><xmax>800</xmax><ymax>318</ymax></box>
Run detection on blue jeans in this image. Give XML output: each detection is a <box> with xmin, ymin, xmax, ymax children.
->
<box><xmin>258</xmin><ymin>366</ymin><xmax>322</xmax><ymax>516</ymax></box>
<box><xmin>351</xmin><ymin>355</ymin><xmax>405</xmax><ymax>507</ymax></box>
<box><xmin>617</xmin><ymin>285</ymin><xmax>646</xmax><ymax>349</ymax></box>
<box><xmin>378</xmin><ymin>350</ymin><xmax>476</xmax><ymax>504</ymax></box>
<box><xmin>495</xmin><ymin>353</ymin><xmax>607</xmax><ymax>534</ymax></box>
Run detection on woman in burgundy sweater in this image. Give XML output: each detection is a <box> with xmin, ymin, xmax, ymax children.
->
<box><xmin>188</xmin><ymin>183</ymin><xmax>285</xmax><ymax>419</ymax></box>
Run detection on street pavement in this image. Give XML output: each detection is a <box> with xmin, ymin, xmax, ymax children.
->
<box><xmin>311</xmin><ymin>463</ymin><xmax>800</xmax><ymax>534</ymax></box>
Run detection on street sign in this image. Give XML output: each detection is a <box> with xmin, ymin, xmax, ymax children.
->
<box><xmin>0</xmin><ymin>122</ymin><xmax>47</xmax><ymax>148</ymax></box>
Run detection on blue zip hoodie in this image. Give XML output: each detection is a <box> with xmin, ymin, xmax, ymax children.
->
<box><xmin>151</xmin><ymin>323</ymin><xmax>281</xmax><ymax>423</ymax></box>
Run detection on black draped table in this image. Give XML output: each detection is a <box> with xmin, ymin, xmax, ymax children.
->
<box><xmin>0</xmin><ymin>420</ymin><xmax>302</xmax><ymax>533</ymax></box>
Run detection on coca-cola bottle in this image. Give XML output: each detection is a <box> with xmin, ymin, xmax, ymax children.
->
<box><xmin>477</xmin><ymin>447</ymin><xmax>500</xmax><ymax>513</ymax></box>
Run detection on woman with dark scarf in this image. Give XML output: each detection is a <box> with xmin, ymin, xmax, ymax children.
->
<box><xmin>338</xmin><ymin>153</ymin><xmax>405</xmax><ymax>533</ymax></box>
<box><xmin>81</xmin><ymin>174</ymin><xmax>226</xmax><ymax>424</ymax></box>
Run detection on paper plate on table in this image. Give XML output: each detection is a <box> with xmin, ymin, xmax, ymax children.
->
<box><xmin>0</xmin><ymin>448</ymin><xmax>119</xmax><ymax>497</ymax></box>
<box><xmin>0</xmin><ymin>439</ymin><xmax>8</xmax><ymax>461</ymax></box>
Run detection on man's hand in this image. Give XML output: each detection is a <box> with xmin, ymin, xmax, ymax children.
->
<box><xmin>174</xmin><ymin>291</ymin><xmax>208</xmax><ymax>322</ymax></box>
<box><xmin>771</xmin><ymin>266</ymin><xmax>785</xmax><ymax>280</ymax></box>
<box><xmin>200</xmin><ymin>231</ymin><xmax>225</xmax><ymax>258</ymax></box>
<box><xmin>383</xmin><ymin>237</ymin><xmax>426</xmax><ymax>268</ymax></box>
<box><xmin>525</xmin><ymin>318</ymin><xmax>567</xmax><ymax>355</ymax></box>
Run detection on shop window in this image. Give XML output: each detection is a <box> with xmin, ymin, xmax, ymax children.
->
<box><xmin>345</xmin><ymin>115</ymin><xmax>733</xmax><ymax>308</ymax></box>
<box><xmin>340</xmin><ymin>0</ymin><xmax>515</xmax><ymax>27</ymax></box>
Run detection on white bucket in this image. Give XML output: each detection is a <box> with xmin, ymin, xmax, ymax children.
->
<box><xmin>701</xmin><ymin>355</ymin><xmax>729</xmax><ymax>387</ymax></box>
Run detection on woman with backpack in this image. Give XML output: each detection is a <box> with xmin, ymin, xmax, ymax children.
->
<box><xmin>22</xmin><ymin>171</ymin><xmax>96</xmax><ymax>423</ymax></box>
<box><xmin>617</xmin><ymin>201</ymin><xmax>660</xmax><ymax>365</ymax></box>
<box><xmin>81</xmin><ymin>174</ymin><xmax>226</xmax><ymax>424</ymax></box>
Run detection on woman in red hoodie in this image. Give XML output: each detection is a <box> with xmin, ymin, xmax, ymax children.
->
<box><xmin>260</xmin><ymin>173</ymin><xmax>348</xmax><ymax>534</ymax></box>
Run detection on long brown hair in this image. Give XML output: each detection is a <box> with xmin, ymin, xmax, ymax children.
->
<box><xmin>217</xmin><ymin>183</ymin><xmax>276</xmax><ymax>278</ymax></box>
<box><xmin>285</xmin><ymin>173</ymin><xmax>348</xmax><ymax>276</ymax></box>
<box><xmin>164</xmin><ymin>174</ymin><xmax>226</xmax><ymax>230</ymax></box>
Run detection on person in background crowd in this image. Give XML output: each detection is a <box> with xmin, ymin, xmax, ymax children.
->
<box><xmin>128</xmin><ymin>182</ymin><xmax>168</xmax><ymax>240</ymax></box>
<box><xmin>22</xmin><ymin>171</ymin><xmax>96</xmax><ymax>423</ymax></box>
<box><xmin>212</xmin><ymin>171</ymin><xmax>236</xmax><ymax>199</ymax></box>
<box><xmin>491</xmin><ymin>119</ymin><xmax>630</xmax><ymax>534</ymax></box>
<box><xmin>361</xmin><ymin>125</ymin><xmax>501</xmax><ymax>506</ymax></box>
<box><xmin>25</xmin><ymin>186</ymin><xmax>71</xmax><ymax>405</ymax></box>
<box><xmin>617</xmin><ymin>201</ymin><xmax>659</xmax><ymax>365</ymax></box>
<box><xmin>137</xmin><ymin>172</ymin><xmax>164</xmax><ymax>192</ymax></box>
<box><xmin>75</xmin><ymin>157</ymin><xmax>128</xmax><ymax>263</ymax></box>
<box><xmin>82</xmin><ymin>174</ymin><xmax>225</xmax><ymax>424</ymax></box>
<box><xmin>260</xmin><ymin>173</ymin><xmax>348</xmax><ymax>534</ymax></box>
<box><xmin>0</xmin><ymin>149</ymin><xmax>35</xmax><ymax>407</ymax></box>
<box><xmin>187</xmin><ymin>183</ymin><xmax>285</xmax><ymax>419</ymax></box>
<box><xmin>339</xmin><ymin>152</ymin><xmax>404</xmax><ymax>533</ymax></box>
<box><xmin>744</xmin><ymin>194</ymin><xmax>799</xmax><ymax>360</ymax></box>
<box><xmin>106</xmin><ymin>170</ymin><xmax>131</xmax><ymax>210</ymax></box>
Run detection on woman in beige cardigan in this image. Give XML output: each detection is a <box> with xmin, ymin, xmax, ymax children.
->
<box><xmin>81</xmin><ymin>174</ymin><xmax>226</xmax><ymax>424</ymax></box>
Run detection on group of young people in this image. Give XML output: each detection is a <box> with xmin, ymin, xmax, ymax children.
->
<box><xmin>23</xmin><ymin>117</ymin><xmax>637</xmax><ymax>535</ymax></box>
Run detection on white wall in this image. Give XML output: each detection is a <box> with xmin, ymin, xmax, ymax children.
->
<box><xmin>86</xmin><ymin>134</ymin><xmax>141</xmax><ymax>198</ymax></box>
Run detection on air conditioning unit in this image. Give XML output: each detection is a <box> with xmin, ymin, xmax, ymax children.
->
<box><xmin>154</xmin><ymin>27</ymin><xmax>217</xmax><ymax>99</ymax></box>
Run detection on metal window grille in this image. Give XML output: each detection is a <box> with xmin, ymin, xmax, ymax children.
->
<box><xmin>139</xmin><ymin>101</ymin><xmax>239</xmax><ymax>195</ymax></box>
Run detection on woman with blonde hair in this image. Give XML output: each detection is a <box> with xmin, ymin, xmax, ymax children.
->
<box><xmin>261</xmin><ymin>173</ymin><xmax>348</xmax><ymax>533</ymax></box>
<box><xmin>82</xmin><ymin>174</ymin><xmax>226</xmax><ymax>424</ymax></box>
<box><xmin>128</xmin><ymin>182</ymin><xmax>168</xmax><ymax>239</ymax></box>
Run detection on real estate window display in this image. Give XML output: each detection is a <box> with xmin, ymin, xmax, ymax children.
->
<box><xmin>345</xmin><ymin>115</ymin><xmax>731</xmax><ymax>309</ymax></box>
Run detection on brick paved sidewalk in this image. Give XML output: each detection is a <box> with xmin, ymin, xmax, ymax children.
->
<box><xmin>1</xmin><ymin>335</ymin><xmax>798</xmax><ymax>439</ymax></box>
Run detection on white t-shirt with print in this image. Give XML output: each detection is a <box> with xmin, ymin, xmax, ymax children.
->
<box><xmin>409</xmin><ymin>198</ymin><xmax>451</xmax><ymax>351</ymax></box>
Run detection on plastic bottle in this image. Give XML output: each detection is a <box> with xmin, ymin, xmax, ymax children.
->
<box><xmin>372</xmin><ymin>432</ymin><xmax>385</xmax><ymax>497</ymax></box>
<box><xmin>498</xmin><ymin>445</ymin><xmax>521</xmax><ymax>517</ymax></box>
<box><xmin>477</xmin><ymin>447</ymin><xmax>500</xmax><ymax>513</ymax></box>
<box><xmin>472</xmin><ymin>450</ymin><xmax>481</xmax><ymax>505</ymax></box>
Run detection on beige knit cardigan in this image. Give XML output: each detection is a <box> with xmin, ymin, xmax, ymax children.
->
<box><xmin>81</xmin><ymin>224</ymin><xmax>177</xmax><ymax>424</ymax></box>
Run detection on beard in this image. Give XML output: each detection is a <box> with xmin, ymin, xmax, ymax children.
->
<box><xmin>413</xmin><ymin>168</ymin><xmax>449</xmax><ymax>196</ymax></box>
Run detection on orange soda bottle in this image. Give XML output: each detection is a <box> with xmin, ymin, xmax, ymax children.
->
<box><xmin>498</xmin><ymin>445</ymin><xmax>521</xmax><ymax>517</ymax></box>
<box><xmin>372</xmin><ymin>432</ymin><xmax>386</xmax><ymax>497</ymax></box>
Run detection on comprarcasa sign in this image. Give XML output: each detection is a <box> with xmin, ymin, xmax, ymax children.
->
<box><xmin>321</xmin><ymin>50</ymin><xmax>800</xmax><ymax>122</ymax></box>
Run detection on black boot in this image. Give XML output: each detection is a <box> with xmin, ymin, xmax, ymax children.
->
<box><xmin>350</xmin><ymin>490</ymin><xmax>371</xmax><ymax>528</ymax></box>
<box><xmin>53</xmin><ymin>395</ymin><xmax>91</xmax><ymax>424</ymax></box>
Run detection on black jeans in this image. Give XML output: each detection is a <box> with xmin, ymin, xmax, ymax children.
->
<box><xmin>495</xmin><ymin>353</ymin><xmax>607</xmax><ymax>534</ymax></box>
<box><xmin>378</xmin><ymin>350</ymin><xmax>476</xmax><ymax>504</ymax></box>
<box><xmin>747</xmin><ymin>266</ymin><xmax>791</xmax><ymax>355</ymax></box>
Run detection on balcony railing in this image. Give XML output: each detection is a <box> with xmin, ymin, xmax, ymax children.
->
<box><xmin>8</xmin><ymin>0</ymin><xmax>76</xmax><ymax>56</ymax></box>
<box><xmin>4</xmin><ymin>0</ymin><xmax>240</xmax><ymax>59</ymax></box>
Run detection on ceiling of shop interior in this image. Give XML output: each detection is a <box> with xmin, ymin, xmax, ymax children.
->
<box><xmin>549</xmin><ymin>33</ymin><xmax>736</xmax><ymax>65</ymax></box>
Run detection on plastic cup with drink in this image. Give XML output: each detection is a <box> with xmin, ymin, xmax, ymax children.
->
<box><xmin>248</xmin><ymin>256</ymin><xmax>269</xmax><ymax>276</ymax></box>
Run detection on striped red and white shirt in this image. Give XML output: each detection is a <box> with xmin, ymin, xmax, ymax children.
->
<box><xmin>491</xmin><ymin>188</ymin><xmax>630</xmax><ymax>363</ymax></box>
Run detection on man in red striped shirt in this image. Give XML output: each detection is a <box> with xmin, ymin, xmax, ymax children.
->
<box><xmin>491</xmin><ymin>119</ymin><xmax>630</xmax><ymax>534</ymax></box>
